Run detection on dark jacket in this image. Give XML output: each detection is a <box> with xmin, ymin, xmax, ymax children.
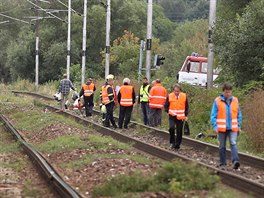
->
<box><xmin>117</xmin><ymin>83</ymin><xmax>136</xmax><ymax>104</ymax></box>
<box><xmin>79</xmin><ymin>81</ymin><xmax>96</xmax><ymax>98</ymax></box>
<box><xmin>100</xmin><ymin>82</ymin><xmax>115</xmax><ymax>103</ymax></box>
<box><xmin>164</xmin><ymin>93</ymin><xmax>189</xmax><ymax>117</ymax></box>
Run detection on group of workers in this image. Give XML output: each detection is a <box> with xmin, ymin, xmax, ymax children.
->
<box><xmin>59</xmin><ymin>73</ymin><xmax>242</xmax><ymax>170</ymax></box>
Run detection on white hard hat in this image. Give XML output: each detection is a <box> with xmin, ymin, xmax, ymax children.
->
<box><xmin>106</xmin><ymin>74</ymin><xmax>114</xmax><ymax>80</ymax></box>
<box><xmin>123</xmin><ymin>78</ymin><xmax>130</xmax><ymax>84</ymax></box>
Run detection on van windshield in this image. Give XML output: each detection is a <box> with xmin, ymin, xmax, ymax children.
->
<box><xmin>202</xmin><ymin>62</ymin><xmax>220</xmax><ymax>75</ymax></box>
<box><xmin>201</xmin><ymin>62</ymin><xmax>207</xmax><ymax>73</ymax></box>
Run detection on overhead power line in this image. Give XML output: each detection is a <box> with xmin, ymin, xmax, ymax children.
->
<box><xmin>0</xmin><ymin>20</ymin><xmax>10</xmax><ymax>24</ymax></box>
<box><xmin>54</xmin><ymin>0</ymin><xmax>82</xmax><ymax>16</ymax></box>
<box><xmin>26</xmin><ymin>0</ymin><xmax>67</xmax><ymax>23</ymax></box>
<box><xmin>0</xmin><ymin>13</ymin><xmax>31</xmax><ymax>24</ymax></box>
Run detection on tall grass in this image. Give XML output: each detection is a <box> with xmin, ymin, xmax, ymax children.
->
<box><xmin>243</xmin><ymin>90</ymin><xmax>264</xmax><ymax>152</ymax></box>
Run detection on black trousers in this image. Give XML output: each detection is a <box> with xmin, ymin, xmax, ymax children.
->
<box><xmin>105</xmin><ymin>102</ymin><xmax>116</xmax><ymax>127</ymax></box>
<box><xmin>149</xmin><ymin>108</ymin><xmax>162</xmax><ymax>127</ymax></box>
<box><xmin>84</xmin><ymin>96</ymin><xmax>94</xmax><ymax>116</ymax></box>
<box><xmin>141</xmin><ymin>102</ymin><xmax>149</xmax><ymax>125</ymax></box>
<box><xmin>169</xmin><ymin>115</ymin><xmax>184</xmax><ymax>149</ymax></box>
<box><xmin>118</xmin><ymin>106</ymin><xmax>133</xmax><ymax>128</ymax></box>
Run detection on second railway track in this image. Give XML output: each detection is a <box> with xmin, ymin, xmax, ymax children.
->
<box><xmin>0</xmin><ymin>114</ymin><xmax>82</xmax><ymax>198</ymax></box>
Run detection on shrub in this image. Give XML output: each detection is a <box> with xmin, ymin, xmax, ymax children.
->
<box><xmin>92</xmin><ymin>160</ymin><xmax>219</xmax><ymax>197</ymax></box>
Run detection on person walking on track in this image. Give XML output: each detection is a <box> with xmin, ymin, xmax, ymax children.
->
<box><xmin>118</xmin><ymin>78</ymin><xmax>136</xmax><ymax>129</ymax></box>
<box><xmin>164</xmin><ymin>84</ymin><xmax>189</xmax><ymax>150</ymax></box>
<box><xmin>101</xmin><ymin>74</ymin><xmax>117</xmax><ymax>128</ymax></box>
<box><xmin>79</xmin><ymin>78</ymin><xmax>96</xmax><ymax>117</ymax></box>
<box><xmin>138</xmin><ymin>77</ymin><xmax>151</xmax><ymax>125</ymax></box>
<box><xmin>58</xmin><ymin>73</ymin><xmax>75</xmax><ymax>111</ymax></box>
<box><xmin>148</xmin><ymin>79</ymin><xmax>167</xmax><ymax>127</ymax></box>
<box><xmin>211</xmin><ymin>83</ymin><xmax>242</xmax><ymax>170</ymax></box>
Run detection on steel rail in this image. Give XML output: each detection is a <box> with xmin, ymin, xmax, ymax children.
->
<box><xmin>44</xmin><ymin>104</ymin><xmax>264</xmax><ymax>197</ymax></box>
<box><xmin>11</xmin><ymin>90</ymin><xmax>264</xmax><ymax>170</ymax></box>
<box><xmin>0</xmin><ymin>114</ymin><xmax>82</xmax><ymax>198</ymax></box>
<box><xmin>12</xmin><ymin>91</ymin><xmax>264</xmax><ymax>170</ymax></box>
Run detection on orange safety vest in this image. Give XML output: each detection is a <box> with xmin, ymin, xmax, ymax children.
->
<box><xmin>168</xmin><ymin>92</ymin><xmax>186</xmax><ymax>120</ymax></box>
<box><xmin>119</xmin><ymin>85</ymin><xmax>133</xmax><ymax>106</ymax></box>
<box><xmin>216</xmin><ymin>96</ymin><xmax>239</xmax><ymax>132</ymax></box>
<box><xmin>82</xmin><ymin>83</ymin><xmax>95</xmax><ymax>97</ymax></box>
<box><xmin>149</xmin><ymin>83</ymin><xmax>167</xmax><ymax>109</ymax></box>
<box><xmin>101</xmin><ymin>85</ymin><xmax>115</xmax><ymax>105</ymax></box>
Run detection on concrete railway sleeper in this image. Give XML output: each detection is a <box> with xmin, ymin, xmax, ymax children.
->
<box><xmin>0</xmin><ymin>114</ymin><xmax>82</xmax><ymax>198</ymax></box>
<box><xmin>12</xmin><ymin>91</ymin><xmax>264</xmax><ymax>197</ymax></box>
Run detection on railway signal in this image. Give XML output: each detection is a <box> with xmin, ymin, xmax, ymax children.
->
<box><xmin>154</xmin><ymin>54</ymin><xmax>165</xmax><ymax>69</ymax></box>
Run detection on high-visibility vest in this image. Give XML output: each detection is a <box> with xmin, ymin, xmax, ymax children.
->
<box><xmin>216</xmin><ymin>96</ymin><xmax>239</xmax><ymax>132</ymax></box>
<box><xmin>140</xmin><ymin>85</ymin><xmax>150</xmax><ymax>102</ymax></box>
<box><xmin>82</xmin><ymin>83</ymin><xmax>95</xmax><ymax>97</ymax></box>
<box><xmin>101</xmin><ymin>85</ymin><xmax>114</xmax><ymax>105</ymax></box>
<box><xmin>119</xmin><ymin>85</ymin><xmax>133</xmax><ymax>106</ymax></box>
<box><xmin>149</xmin><ymin>83</ymin><xmax>167</xmax><ymax>109</ymax></box>
<box><xmin>168</xmin><ymin>92</ymin><xmax>186</xmax><ymax>120</ymax></box>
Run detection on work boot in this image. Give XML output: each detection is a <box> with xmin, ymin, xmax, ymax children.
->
<box><xmin>233</xmin><ymin>161</ymin><xmax>240</xmax><ymax>169</ymax></box>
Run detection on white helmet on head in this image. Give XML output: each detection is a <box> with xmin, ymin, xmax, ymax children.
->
<box><xmin>123</xmin><ymin>77</ymin><xmax>130</xmax><ymax>84</ymax></box>
<box><xmin>106</xmin><ymin>74</ymin><xmax>114</xmax><ymax>80</ymax></box>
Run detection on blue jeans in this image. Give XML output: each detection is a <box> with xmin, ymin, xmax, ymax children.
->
<box><xmin>218</xmin><ymin>130</ymin><xmax>239</xmax><ymax>165</ymax></box>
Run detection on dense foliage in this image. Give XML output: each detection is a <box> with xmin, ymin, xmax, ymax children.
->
<box><xmin>0</xmin><ymin>0</ymin><xmax>208</xmax><ymax>83</ymax></box>
<box><xmin>215</xmin><ymin>0</ymin><xmax>264</xmax><ymax>86</ymax></box>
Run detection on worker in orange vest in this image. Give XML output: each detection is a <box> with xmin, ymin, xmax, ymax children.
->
<box><xmin>164</xmin><ymin>84</ymin><xmax>189</xmax><ymax>150</ymax></box>
<box><xmin>79</xmin><ymin>78</ymin><xmax>96</xmax><ymax>116</ymax></box>
<box><xmin>148</xmin><ymin>79</ymin><xmax>167</xmax><ymax>127</ymax></box>
<box><xmin>101</xmin><ymin>74</ymin><xmax>117</xmax><ymax>128</ymax></box>
<box><xmin>211</xmin><ymin>83</ymin><xmax>242</xmax><ymax>170</ymax></box>
<box><xmin>118</xmin><ymin>78</ymin><xmax>136</xmax><ymax>129</ymax></box>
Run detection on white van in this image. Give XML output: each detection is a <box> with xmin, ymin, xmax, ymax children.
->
<box><xmin>177</xmin><ymin>56</ymin><xmax>219</xmax><ymax>86</ymax></box>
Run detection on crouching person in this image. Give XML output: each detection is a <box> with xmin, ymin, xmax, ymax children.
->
<box><xmin>118</xmin><ymin>78</ymin><xmax>136</xmax><ymax>129</ymax></box>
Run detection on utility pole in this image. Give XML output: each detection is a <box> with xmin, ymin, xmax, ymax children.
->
<box><xmin>66</xmin><ymin>0</ymin><xmax>71</xmax><ymax>80</ymax></box>
<box><xmin>138</xmin><ymin>40</ymin><xmax>145</xmax><ymax>83</ymax></box>
<box><xmin>207</xmin><ymin>0</ymin><xmax>217</xmax><ymax>89</ymax></box>
<box><xmin>81</xmin><ymin>0</ymin><xmax>87</xmax><ymax>85</ymax></box>
<box><xmin>35</xmin><ymin>0</ymin><xmax>39</xmax><ymax>90</ymax></box>
<box><xmin>145</xmin><ymin>0</ymin><xmax>153</xmax><ymax>82</ymax></box>
<box><xmin>105</xmin><ymin>0</ymin><xmax>111</xmax><ymax>79</ymax></box>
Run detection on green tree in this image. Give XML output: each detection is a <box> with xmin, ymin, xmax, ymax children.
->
<box><xmin>215</xmin><ymin>0</ymin><xmax>264</xmax><ymax>86</ymax></box>
<box><xmin>154</xmin><ymin>19</ymin><xmax>208</xmax><ymax>80</ymax></box>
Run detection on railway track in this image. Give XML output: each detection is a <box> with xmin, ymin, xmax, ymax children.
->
<box><xmin>12</xmin><ymin>91</ymin><xmax>264</xmax><ymax>169</ymax></box>
<box><xmin>12</xmin><ymin>91</ymin><xmax>264</xmax><ymax>197</ymax></box>
<box><xmin>0</xmin><ymin>114</ymin><xmax>82</xmax><ymax>198</ymax></box>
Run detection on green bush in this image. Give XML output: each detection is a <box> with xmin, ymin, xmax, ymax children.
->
<box><xmin>92</xmin><ymin>160</ymin><xmax>219</xmax><ymax>197</ymax></box>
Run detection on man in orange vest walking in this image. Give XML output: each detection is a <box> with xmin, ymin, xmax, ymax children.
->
<box><xmin>148</xmin><ymin>79</ymin><xmax>167</xmax><ymax>127</ymax></box>
<box><xmin>118</xmin><ymin>78</ymin><xmax>136</xmax><ymax>129</ymax></box>
<box><xmin>101</xmin><ymin>74</ymin><xmax>117</xmax><ymax>128</ymax></box>
<box><xmin>164</xmin><ymin>84</ymin><xmax>189</xmax><ymax>150</ymax></box>
<box><xmin>79</xmin><ymin>78</ymin><xmax>96</xmax><ymax>117</ymax></box>
<box><xmin>211</xmin><ymin>83</ymin><xmax>242</xmax><ymax>170</ymax></box>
